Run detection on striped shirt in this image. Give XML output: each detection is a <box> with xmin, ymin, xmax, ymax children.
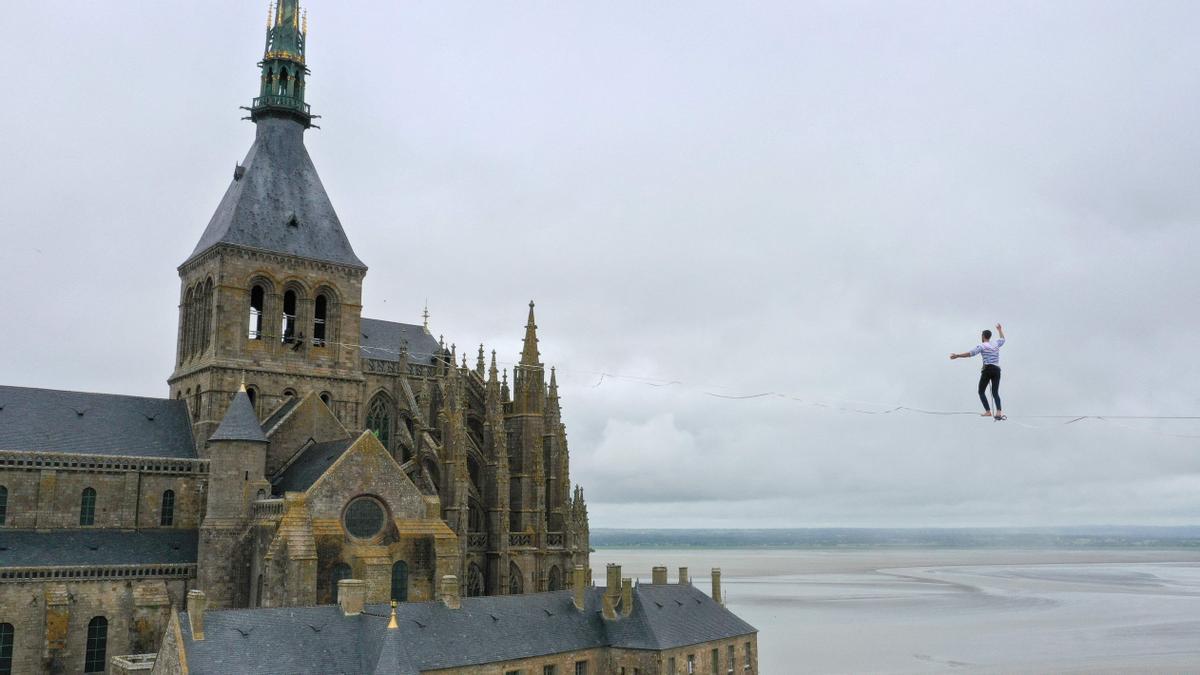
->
<box><xmin>970</xmin><ymin>338</ymin><xmax>1005</xmax><ymax>366</ymax></box>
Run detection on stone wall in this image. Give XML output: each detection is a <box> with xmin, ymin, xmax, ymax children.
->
<box><xmin>0</xmin><ymin>576</ymin><xmax>188</xmax><ymax>675</ymax></box>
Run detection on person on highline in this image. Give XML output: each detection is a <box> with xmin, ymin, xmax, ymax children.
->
<box><xmin>950</xmin><ymin>323</ymin><xmax>1006</xmax><ymax>420</ymax></box>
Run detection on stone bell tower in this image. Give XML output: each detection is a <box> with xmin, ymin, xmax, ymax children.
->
<box><xmin>168</xmin><ymin>0</ymin><xmax>367</xmax><ymax>447</ymax></box>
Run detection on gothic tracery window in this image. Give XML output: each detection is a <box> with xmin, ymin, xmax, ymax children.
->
<box><xmin>508</xmin><ymin>562</ymin><xmax>523</xmax><ymax>595</ymax></box>
<box><xmin>547</xmin><ymin>565</ymin><xmax>562</xmax><ymax>592</ymax></box>
<box><xmin>466</xmin><ymin>564</ymin><xmax>485</xmax><ymax>597</ymax></box>
<box><xmin>366</xmin><ymin>394</ymin><xmax>392</xmax><ymax>452</ymax></box>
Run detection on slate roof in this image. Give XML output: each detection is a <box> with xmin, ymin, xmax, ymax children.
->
<box><xmin>0</xmin><ymin>385</ymin><xmax>196</xmax><ymax>458</ymax></box>
<box><xmin>359</xmin><ymin>318</ymin><xmax>442</xmax><ymax>366</ymax></box>
<box><xmin>186</xmin><ymin>118</ymin><xmax>365</xmax><ymax>269</ymax></box>
<box><xmin>0</xmin><ymin>529</ymin><xmax>198</xmax><ymax>568</ymax></box>
<box><xmin>178</xmin><ymin>585</ymin><xmax>756</xmax><ymax>674</ymax></box>
<box><xmin>271</xmin><ymin>437</ymin><xmax>355</xmax><ymax>494</ymax></box>
<box><xmin>209</xmin><ymin>390</ymin><xmax>268</xmax><ymax>443</ymax></box>
<box><xmin>262</xmin><ymin>396</ymin><xmax>302</xmax><ymax>436</ymax></box>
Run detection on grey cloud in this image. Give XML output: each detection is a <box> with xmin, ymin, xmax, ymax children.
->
<box><xmin>1</xmin><ymin>1</ymin><xmax>1198</xmax><ymax>527</ymax></box>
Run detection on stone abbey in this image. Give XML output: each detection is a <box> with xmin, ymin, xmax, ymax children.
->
<box><xmin>0</xmin><ymin>3</ymin><xmax>758</xmax><ymax>673</ymax></box>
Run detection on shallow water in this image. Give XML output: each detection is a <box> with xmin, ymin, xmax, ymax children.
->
<box><xmin>592</xmin><ymin>548</ymin><xmax>1200</xmax><ymax>674</ymax></box>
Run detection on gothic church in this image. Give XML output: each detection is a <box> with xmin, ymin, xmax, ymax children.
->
<box><xmin>0</xmin><ymin>2</ymin><xmax>589</xmax><ymax>672</ymax></box>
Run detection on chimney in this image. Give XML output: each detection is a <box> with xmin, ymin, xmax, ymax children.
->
<box><xmin>652</xmin><ymin>566</ymin><xmax>668</xmax><ymax>585</ymax></box>
<box><xmin>602</xmin><ymin>593</ymin><xmax>618</xmax><ymax>620</ymax></box>
<box><xmin>186</xmin><ymin>590</ymin><xmax>207</xmax><ymax>641</ymax></box>
<box><xmin>441</xmin><ymin>575</ymin><xmax>461</xmax><ymax>609</ymax></box>
<box><xmin>678</xmin><ymin>566</ymin><xmax>689</xmax><ymax>585</ymax></box>
<box><xmin>621</xmin><ymin>578</ymin><xmax>634</xmax><ymax>617</ymax></box>
<box><xmin>711</xmin><ymin>568</ymin><xmax>723</xmax><ymax>605</ymax></box>
<box><xmin>337</xmin><ymin>579</ymin><xmax>366</xmax><ymax>616</ymax></box>
<box><xmin>605</xmin><ymin>564</ymin><xmax>622</xmax><ymax>600</ymax></box>
<box><xmin>573</xmin><ymin>565</ymin><xmax>586</xmax><ymax>611</ymax></box>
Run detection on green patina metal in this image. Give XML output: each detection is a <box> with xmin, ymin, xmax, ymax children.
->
<box><xmin>249</xmin><ymin>0</ymin><xmax>314</xmax><ymax>127</ymax></box>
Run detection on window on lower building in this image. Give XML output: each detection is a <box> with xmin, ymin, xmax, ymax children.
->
<box><xmin>331</xmin><ymin>563</ymin><xmax>352</xmax><ymax>602</ymax></box>
<box><xmin>80</xmin><ymin>488</ymin><xmax>96</xmax><ymax>526</ymax></box>
<box><xmin>744</xmin><ymin>642</ymin><xmax>753</xmax><ymax>671</ymax></box>
<box><xmin>84</xmin><ymin>616</ymin><xmax>107</xmax><ymax>673</ymax></box>
<box><xmin>391</xmin><ymin>561</ymin><xmax>408</xmax><ymax>602</ymax></box>
<box><xmin>543</xmin><ymin>666</ymin><xmax>557</xmax><ymax>675</ymax></box>
<box><xmin>504</xmin><ymin>670</ymin><xmax>521</xmax><ymax>675</ymax></box>
<box><xmin>160</xmin><ymin>489</ymin><xmax>175</xmax><ymax>526</ymax></box>
<box><xmin>574</xmin><ymin>661</ymin><xmax>589</xmax><ymax>675</ymax></box>
<box><xmin>668</xmin><ymin>657</ymin><xmax>676</xmax><ymax>674</ymax></box>
<box><xmin>728</xmin><ymin>645</ymin><xmax>735</xmax><ymax>673</ymax></box>
<box><xmin>711</xmin><ymin>648</ymin><xmax>719</xmax><ymax>674</ymax></box>
<box><xmin>0</xmin><ymin>622</ymin><xmax>13</xmax><ymax>675</ymax></box>
<box><xmin>687</xmin><ymin>655</ymin><xmax>695</xmax><ymax>674</ymax></box>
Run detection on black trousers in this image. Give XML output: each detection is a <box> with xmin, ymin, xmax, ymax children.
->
<box><xmin>978</xmin><ymin>364</ymin><xmax>1001</xmax><ymax>411</ymax></box>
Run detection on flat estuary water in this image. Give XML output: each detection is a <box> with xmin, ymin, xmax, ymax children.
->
<box><xmin>592</xmin><ymin>548</ymin><xmax>1200</xmax><ymax>674</ymax></box>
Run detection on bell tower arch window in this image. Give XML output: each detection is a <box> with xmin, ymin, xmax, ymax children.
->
<box><xmin>182</xmin><ymin>286</ymin><xmax>195</xmax><ymax>359</ymax></box>
<box><xmin>281</xmin><ymin>290</ymin><xmax>298</xmax><ymax>344</ymax></box>
<box><xmin>313</xmin><ymin>294</ymin><xmax>328</xmax><ymax>346</ymax></box>
<box><xmin>249</xmin><ymin>284</ymin><xmax>265</xmax><ymax>340</ymax></box>
<box><xmin>201</xmin><ymin>277</ymin><xmax>214</xmax><ymax>352</ymax></box>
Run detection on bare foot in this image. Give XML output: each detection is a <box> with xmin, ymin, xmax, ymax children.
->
<box><xmin>981</xmin><ymin>411</ymin><xmax>993</xmax><ymax>417</ymax></box>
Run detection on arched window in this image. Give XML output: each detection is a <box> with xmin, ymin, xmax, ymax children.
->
<box><xmin>467</xmin><ymin>456</ymin><xmax>482</xmax><ymax>490</ymax></box>
<box><xmin>282</xmin><ymin>388</ymin><xmax>297</xmax><ymax>400</ymax></box>
<box><xmin>201</xmin><ymin>278</ymin><xmax>214</xmax><ymax>352</ymax></box>
<box><xmin>182</xmin><ymin>286</ymin><xmax>194</xmax><ymax>358</ymax></box>
<box><xmin>466</xmin><ymin>564</ymin><xmax>485</xmax><ymax>597</ymax></box>
<box><xmin>508</xmin><ymin>562</ymin><xmax>523</xmax><ymax>595</ymax></box>
<box><xmin>547</xmin><ymin>565</ymin><xmax>563</xmax><ymax>592</ymax></box>
<box><xmin>277</xmin><ymin>67</ymin><xmax>289</xmax><ymax>96</ymax></box>
<box><xmin>313</xmin><ymin>294</ymin><xmax>328</xmax><ymax>346</ymax></box>
<box><xmin>320</xmin><ymin>392</ymin><xmax>332</xmax><ymax>406</ymax></box>
<box><xmin>0</xmin><ymin>622</ymin><xmax>13</xmax><ymax>675</ymax></box>
<box><xmin>366</xmin><ymin>394</ymin><xmax>392</xmax><ymax>452</ymax></box>
<box><xmin>468</xmin><ymin>499</ymin><xmax>484</xmax><ymax>534</ymax></box>
<box><xmin>80</xmin><ymin>488</ymin><xmax>96</xmax><ymax>526</ymax></box>
<box><xmin>245</xmin><ymin>386</ymin><xmax>258</xmax><ymax>411</ymax></box>
<box><xmin>390</xmin><ymin>561</ymin><xmax>408</xmax><ymax>603</ymax></box>
<box><xmin>249</xmin><ymin>285</ymin><xmax>265</xmax><ymax>339</ymax></box>
<box><xmin>281</xmin><ymin>290</ymin><xmax>297</xmax><ymax>343</ymax></box>
<box><xmin>331</xmin><ymin>563</ymin><xmax>352</xmax><ymax>602</ymax></box>
<box><xmin>160</xmin><ymin>490</ymin><xmax>175</xmax><ymax>527</ymax></box>
<box><xmin>84</xmin><ymin>616</ymin><xmax>107</xmax><ymax>673</ymax></box>
<box><xmin>0</xmin><ymin>485</ymin><xmax>7</xmax><ymax>526</ymax></box>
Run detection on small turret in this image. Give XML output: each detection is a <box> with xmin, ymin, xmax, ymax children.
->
<box><xmin>249</xmin><ymin>0</ymin><xmax>314</xmax><ymax>128</ymax></box>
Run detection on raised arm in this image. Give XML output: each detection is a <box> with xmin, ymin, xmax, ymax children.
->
<box><xmin>995</xmin><ymin>323</ymin><xmax>1005</xmax><ymax>340</ymax></box>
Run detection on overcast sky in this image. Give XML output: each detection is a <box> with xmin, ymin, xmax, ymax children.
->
<box><xmin>2</xmin><ymin>1</ymin><xmax>1198</xmax><ymax>528</ymax></box>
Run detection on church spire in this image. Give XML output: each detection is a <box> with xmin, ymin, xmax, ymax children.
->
<box><xmin>249</xmin><ymin>0</ymin><xmax>314</xmax><ymax>128</ymax></box>
<box><xmin>520</xmin><ymin>301</ymin><xmax>540</xmax><ymax>366</ymax></box>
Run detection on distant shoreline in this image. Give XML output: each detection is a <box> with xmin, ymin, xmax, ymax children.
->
<box><xmin>590</xmin><ymin>526</ymin><xmax>1200</xmax><ymax>549</ymax></box>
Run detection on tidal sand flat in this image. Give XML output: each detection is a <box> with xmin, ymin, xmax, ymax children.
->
<box><xmin>592</xmin><ymin>548</ymin><xmax>1200</xmax><ymax>673</ymax></box>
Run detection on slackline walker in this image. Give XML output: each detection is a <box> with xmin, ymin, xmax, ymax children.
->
<box><xmin>950</xmin><ymin>323</ymin><xmax>1006</xmax><ymax>421</ymax></box>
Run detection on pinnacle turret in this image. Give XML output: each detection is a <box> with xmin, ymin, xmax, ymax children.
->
<box><xmin>249</xmin><ymin>0</ymin><xmax>314</xmax><ymax>128</ymax></box>
<box><xmin>520</xmin><ymin>301</ymin><xmax>540</xmax><ymax>366</ymax></box>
